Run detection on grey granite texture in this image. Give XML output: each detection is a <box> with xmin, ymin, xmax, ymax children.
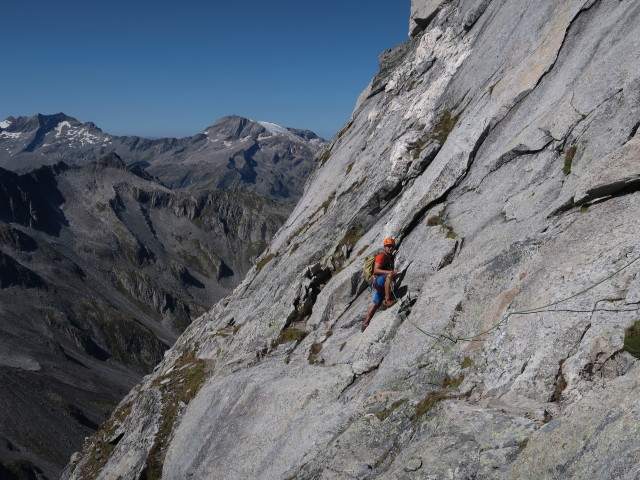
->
<box><xmin>63</xmin><ymin>0</ymin><xmax>640</xmax><ymax>478</ymax></box>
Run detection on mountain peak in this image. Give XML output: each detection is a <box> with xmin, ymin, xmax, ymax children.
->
<box><xmin>203</xmin><ymin>115</ymin><xmax>265</xmax><ymax>140</ymax></box>
<box><xmin>5</xmin><ymin>112</ymin><xmax>80</xmax><ymax>133</ymax></box>
<box><xmin>257</xmin><ymin>121</ymin><xmax>311</xmax><ymax>143</ymax></box>
<box><xmin>0</xmin><ymin>113</ymin><xmax>324</xmax><ymax>201</ymax></box>
<box><xmin>203</xmin><ymin>115</ymin><xmax>325</xmax><ymax>144</ymax></box>
<box><xmin>96</xmin><ymin>151</ymin><xmax>126</xmax><ymax>169</ymax></box>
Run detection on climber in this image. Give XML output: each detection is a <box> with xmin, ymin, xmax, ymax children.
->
<box><xmin>361</xmin><ymin>237</ymin><xmax>399</xmax><ymax>332</ymax></box>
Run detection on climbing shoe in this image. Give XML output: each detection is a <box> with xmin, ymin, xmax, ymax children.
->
<box><xmin>361</xmin><ymin>322</ymin><xmax>369</xmax><ymax>332</ymax></box>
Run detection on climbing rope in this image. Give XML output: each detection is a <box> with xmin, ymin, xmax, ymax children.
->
<box><xmin>393</xmin><ymin>252</ymin><xmax>640</xmax><ymax>344</ymax></box>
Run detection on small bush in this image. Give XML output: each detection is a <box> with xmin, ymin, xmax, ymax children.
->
<box><xmin>441</xmin><ymin>375</ymin><xmax>464</xmax><ymax>389</ymax></box>
<box><xmin>375</xmin><ymin>399</ymin><xmax>407</xmax><ymax>421</ymax></box>
<box><xmin>321</xmin><ymin>194</ymin><xmax>335</xmax><ymax>212</ymax></box>
<box><xmin>427</xmin><ymin>212</ymin><xmax>457</xmax><ymax>237</ymax></box>
<box><xmin>551</xmin><ymin>374</ymin><xmax>568</xmax><ymax>402</ymax></box>
<box><xmin>343</xmin><ymin>177</ymin><xmax>367</xmax><ymax>195</ymax></box>
<box><xmin>338</xmin><ymin>121</ymin><xmax>353</xmax><ymax>138</ymax></box>
<box><xmin>308</xmin><ymin>342</ymin><xmax>323</xmax><ymax>364</ymax></box>
<box><xmin>413</xmin><ymin>391</ymin><xmax>451</xmax><ymax>420</ymax></box>
<box><xmin>433</xmin><ymin>110</ymin><xmax>459</xmax><ymax>144</ymax></box>
<box><xmin>256</xmin><ymin>252</ymin><xmax>278</xmax><ymax>274</ymax></box>
<box><xmin>287</xmin><ymin>222</ymin><xmax>310</xmax><ymax>245</ymax></box>
<box><xmin>408</xmin><ymin>136</ymin><xmax>430</xmax><ymax>159</ymax></box>
<box><xmin>518</xmin><ymin>438</ymin><xmax>529</xmax><ymax>453</ymax></box>
<box><xmin>563</xmin><ymin>146</ymin><xmax>577</xmax><ymax>175</ymax></box>
<box><xmin>273</xmin><ymin>328</ymin><xmax>307</xmax><ymax>348</ymax></box>
<box><xmin>311</xmin><ymin>192</ymin><xmax>336</xmax><ymax>218</ymax></box>
<box><xmin>346</xmin><ymin>162</ymin><xmax>355</xmax><ymax>175</ymax></box>
<box><xmin>408</xmin><ymin>79</ymin><xmax>423</xmax><ymax>92</ymax></box>
<box><xmin>319</xmin><ymin>150</ymin><xmax>331</xmax><ymax>166</ymax></box>
<box><xmin>143</xmin><ymin>350</ymin><xmax>207</xmax><ymax>479</ymax></box>
<box><xmin>427</xmin><ymin>215</ymin><xmax>445</xmax><ymax>226</ymax></box>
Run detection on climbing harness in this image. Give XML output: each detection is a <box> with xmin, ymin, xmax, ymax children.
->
<box><xmin>391</xmin><ymin>252</ymin><xmax>640</xmax><ymax>345</ymax></box>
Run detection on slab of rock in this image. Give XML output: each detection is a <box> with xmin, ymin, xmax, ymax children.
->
<box><xmin>62</xmin><ymin>1</ymin><xmax>640</xmax><ymax>479</ymax></box>
<box><xmin>409</xmin><ymin>0</ymin><xmax>446</xmax><ymax>36</ymax></box>
<box><xmin>574</xmin><ymin>135</ymin><xmax>640</xmax><ymax>204</ymax></box>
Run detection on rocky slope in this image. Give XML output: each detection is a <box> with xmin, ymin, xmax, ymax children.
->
<box><xmin>0</xmin><ymin>155</ymin><xmax>290</xmax><ymax>479</ymax></box>
<box><xmin>63</xmin><ymin>0</ymin><xmax>640</xmax><ymax>479</ymax></box>
<box><xmin>0</xmin><ymin>114</ymin><xmax>324</xmax><ymax>202</ymax></box>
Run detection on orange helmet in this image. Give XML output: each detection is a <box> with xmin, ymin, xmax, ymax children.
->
<box><xmin>383</xmin><ymin>237</ymin><xmax>396</xmax><ymax>247</ymax></box>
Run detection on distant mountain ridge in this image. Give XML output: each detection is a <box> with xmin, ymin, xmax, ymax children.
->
<box><xmin>0</xmin><ymin>113</ymin><xmax>324</xmax><ymax>478</ymax></box>
<box><xmin>0</xmin><ymin>113</ymin><xmax>325</xmax><ymax>202</ymax></box>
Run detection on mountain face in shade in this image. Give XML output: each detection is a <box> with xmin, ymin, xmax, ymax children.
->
<box><xmin>0</xmin><ymin>114</ymin><xmax>323</xmax><ymax>478</ymax></box>
<box><xmin>0</xmin><ymin>114</ymin><xmax>324</xmax><ymax>202</ymax></box>
<box><xmin>61</xmin><ymin>1</ymin><xmax>640</xmax><ymax>479</ymax></box>
<box><xmin>0</xmin><ymin>154</ymin><xmax>292</xmax><ymax>479</ymax></box>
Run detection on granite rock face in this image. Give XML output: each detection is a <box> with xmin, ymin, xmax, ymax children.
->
<box><xmin>64</xmin><ymin>0</ymin><xmax>640</xmax><ymax>479</ymax></box>
<box><xmin>409</xmin><ymin>0</ymin><xmax>447</xmax><ymax>36</ymax></box>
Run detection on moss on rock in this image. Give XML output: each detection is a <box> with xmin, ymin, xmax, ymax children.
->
<box><xmin>624</xmin><ymin>320</ymin><xmax>640</xmax><ymax>358</ymax></box>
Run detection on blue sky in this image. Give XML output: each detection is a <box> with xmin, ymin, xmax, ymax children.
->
<box><xmin>1</xmin><ymin>1</ymin><xmax>410</xmax><ymax>140</ymax></box>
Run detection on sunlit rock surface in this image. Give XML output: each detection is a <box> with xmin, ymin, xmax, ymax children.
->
<box><xmin>64</xmin><ymin>1</ymin><xmax>640</xmax><ymax>478</ymax></box>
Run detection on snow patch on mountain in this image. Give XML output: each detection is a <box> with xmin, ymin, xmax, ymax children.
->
<box><xmin>54</xmin><ymin>121</ymin><xmax>102</xmax><ymax>146</ymax></box>
<box><xmin>0</xmin><ymin>120</ymin><xmax>11</xmax><ymax>129</ymax></box>
<box><xmin>0</xmin><ymin>131</ymin><xmax>22</xmax><ymax>139</ymax></box>
<box><xmin>74</xmin><ymin>130</ymin><xmax>102</xmax><ymax>146</ymax></box>
<box><xmin>258</xmin><ymin>121</ymin><xmax>301</xmax><ymax>142</ymax></box>
<box><xmin>55</xmin><ymin>121</ymin><xmax>73</xmax><ymax>137</ymax></box>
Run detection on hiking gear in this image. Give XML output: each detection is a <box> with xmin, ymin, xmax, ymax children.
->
<box><xmin>363</xmin><ymin>253</ymin><xmax>377</xmax><ymax>282</ymax></box>
<box><xmin>373</xmin><ymin>275</ymin><xmax>387</xmax><ymax>292</ymax></box>
<box><xmin>361</xmin><ymin>322</ymin><xmax>369</xmax><ymax>332</ymax></box>
<box><xmin>383</xmin><ymin>237</ymin><xmax>395</xmax><ymax>247</ymax></box>
<box><xmin>384</xmin><ymin>299</ymin><xmax>396</xmax><ymax>307</ymax></box>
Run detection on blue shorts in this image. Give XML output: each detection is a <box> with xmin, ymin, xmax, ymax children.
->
<box><xmin>372</xmin><ymin>274</ymin><xmax>388</xmax><ymax>307</ymax></box>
